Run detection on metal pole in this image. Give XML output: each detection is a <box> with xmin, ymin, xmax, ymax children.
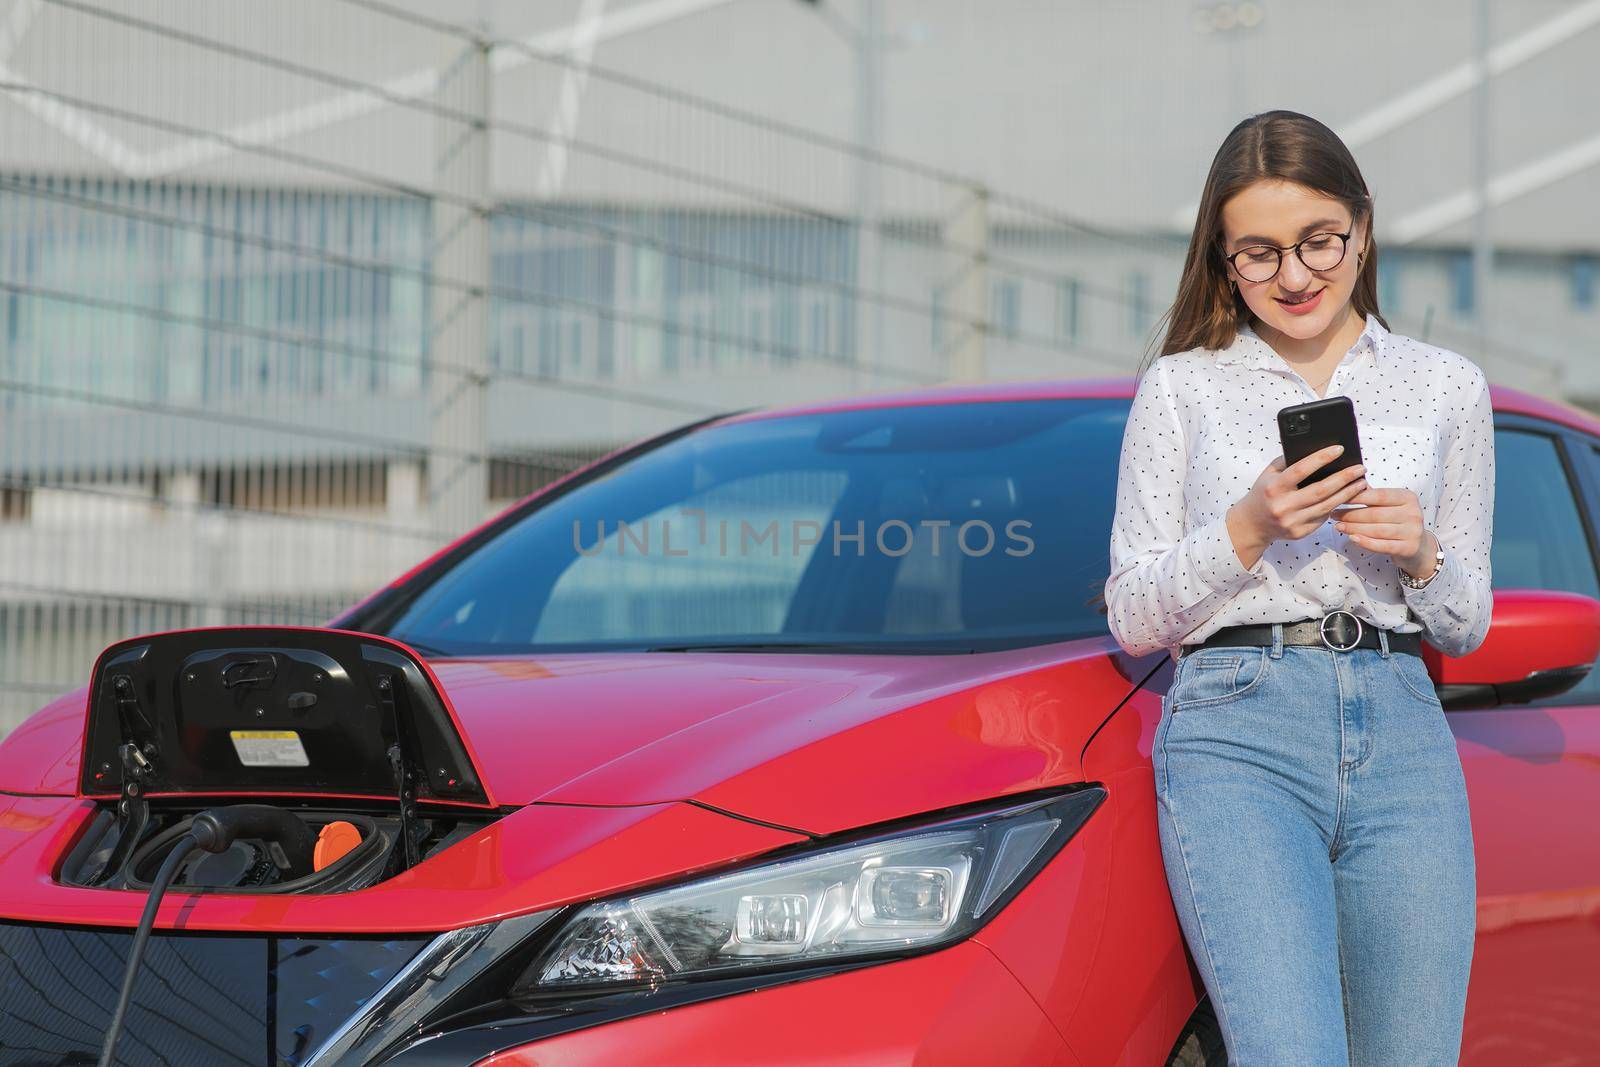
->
<box><xmin>1471</xmin><ymin>0</ymin><xmax>1492</xmax><ymax>359</ymax></box>
<box><xmin>853</xmin><ymin>0</ymin><xmax>884</xmax><ymax>392</ymax></box>
<box><xmin>942</xmin><ymin>181</ymin><xmax>989</xmax><ymax>381</ymax></box>
<box><xmin>427</xmin><ymin>34</ymin><xmax>492</xmax><ymax>539</ymax></box>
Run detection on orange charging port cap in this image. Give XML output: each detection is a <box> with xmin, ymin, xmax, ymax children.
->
<box><xmin>314</xmin><ymin>820</ymin><xmax>362</xmax><ymax>871</ymax></box>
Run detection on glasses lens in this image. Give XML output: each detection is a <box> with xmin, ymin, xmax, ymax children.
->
<box><xmin>1234</xmin><ymin>248</ymin><xmax>1280</xmax><ymax>283</ymax></box>
<box><xmin>1298</xmin><ymin>233</ymin><xmax>1347</xmax><ymax>271</ymax></box>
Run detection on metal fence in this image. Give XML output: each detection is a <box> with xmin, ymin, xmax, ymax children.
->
<box><xmin>0</xmin><ymin>0</ymin><xmax>1182</xmax><ymax>731</ymax></box>
<box><xmin>4</xmin><ymin>1</ymin><xmax>1585</xmax><ymax>732</ymax></box>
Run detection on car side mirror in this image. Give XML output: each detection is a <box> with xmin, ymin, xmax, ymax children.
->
<box><xmin>1428</xmin><ymin>589</ymin><xmax>1600</xmax><ymax>711</ymax></box>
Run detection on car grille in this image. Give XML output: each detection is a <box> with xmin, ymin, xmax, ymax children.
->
<box><xmin>0</xmin><ymin>922</ymin><xmax>429</xmax><ymax>1066</ymax></box>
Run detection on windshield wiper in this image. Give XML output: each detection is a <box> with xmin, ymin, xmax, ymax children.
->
<box><xmin>645</xmin><ymin>641</ymin><xmax>977</xmax><ymax>654</ymax></box>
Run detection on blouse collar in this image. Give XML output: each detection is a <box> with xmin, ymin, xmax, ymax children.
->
<box><xmin>1218</xmin><ymin>311</ymin><xmax>1387</xmax><ymax>368</ymax></box>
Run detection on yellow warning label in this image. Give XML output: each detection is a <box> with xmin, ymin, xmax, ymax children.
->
<box><xmin>229</xmin><ymin>729</ymin><xmax>309</xmax><ymax>768</ymax></box>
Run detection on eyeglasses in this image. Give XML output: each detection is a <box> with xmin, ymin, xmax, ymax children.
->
<box><xmin>1221</xmin><ymin>229</ymin><xmax>1353</xmax><ymax>284</ymax></box>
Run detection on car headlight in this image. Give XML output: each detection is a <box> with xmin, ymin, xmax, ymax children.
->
<box><xmin>301</xmin><ymin>787</ymin><xmax>1104</xmax><ymax>1064</ymax></box>
<box><xmin>517</xmin><ymin>785</ymin><xmax>1104</xmax><ymax>995</ymax></box>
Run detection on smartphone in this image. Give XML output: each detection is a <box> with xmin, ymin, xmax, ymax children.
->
<box><xmin>1278</xmin><ymin>396</ymin><xmax>1365</xmax><ymax>507</ymax></box>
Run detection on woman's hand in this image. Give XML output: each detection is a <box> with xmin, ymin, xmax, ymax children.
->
<box><xmin>1232</xmin><ymin>444</ymin><xmax>1369</xmax><ymax>546</ymax></box>
<box><xmin>1333</xmin><ymin>487</ymin><xmax>1439</xmax><ymax>579</ymax></box>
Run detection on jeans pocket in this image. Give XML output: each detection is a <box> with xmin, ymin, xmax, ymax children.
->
<box><xmin>1169</xmin><ymin>646</ymin><xmax>1269</xmax><ymax>712</ymax></box>
<box><xmin>1388</xmin><ymin>650</ymin><xmax>1440</xmax><ymax>704</ymax></box>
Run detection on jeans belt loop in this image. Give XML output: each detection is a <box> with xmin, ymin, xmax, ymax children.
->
<box><xmin>1270</xmin><ymin>622</ymin><xmax>1284</xmax><ymax>658</ymax></box>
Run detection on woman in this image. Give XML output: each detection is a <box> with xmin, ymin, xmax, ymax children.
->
<box><xmin>1104</xmin><ymin>109</ymin><xmax>1492</xmax><ymax>1065</ymax></box>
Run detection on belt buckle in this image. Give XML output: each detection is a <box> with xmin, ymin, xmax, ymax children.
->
<box><xmin>1319</xmin><ymin>609</ymin><xmax>1363</xmax><ymax>652</ymax></box>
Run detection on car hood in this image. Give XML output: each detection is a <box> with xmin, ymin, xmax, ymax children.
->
<box><xmin>0</xmin><ymin>637</ymin><xmax>1140</xmax><ymax>836</ymax></box>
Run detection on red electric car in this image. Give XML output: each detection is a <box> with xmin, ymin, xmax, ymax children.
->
<box><xmin>2</xmin><ymin>376</ymin><xmax>1598</xmax><ymax>1066</ymax></box>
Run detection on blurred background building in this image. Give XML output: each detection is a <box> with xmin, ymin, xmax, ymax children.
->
<box><xmin>1</xmin><ymin>0</ymin><xmax>1597</xmax><ymax>730</ymax></box>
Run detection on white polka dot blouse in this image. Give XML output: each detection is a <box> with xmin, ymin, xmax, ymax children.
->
<box><xmin>1104</xmin><ymin>311</ymin><xmax>1495</xmax><ymax>661</ymax></box>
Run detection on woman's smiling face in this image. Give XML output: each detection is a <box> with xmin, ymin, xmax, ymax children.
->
<box><xmin>1220</xmin><ymin>178</ymin><xmax>1369</xmax><ymax>340</ymax></box>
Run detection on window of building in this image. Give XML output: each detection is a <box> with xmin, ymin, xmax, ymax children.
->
<box><xmin>1573</xmin><ymin>256</ymin><xmax>1597</xmax><ymax>311</ymax></box>
<box><xmin>1378</xmin><ymin>256</ymin><xmax>1400</xmax><ymax>310</ymax></box>
<box><xmin>0</xmin><ymin>486</ymin><xmax>30</xmax><ymax>523</ymax></box>
<box><xmin>1055</xmin><ymin>278</ymin><xmax>1081</xmax><ymax>343</ymax></box>
<box><xmin>1127</xmin><ymin>270</ymin><xmax>1149</xmax><ymax>335</ymax></box>
<box><xmin>1451</xmin><ymin>252</ymin><xmax>1474</xmax><ymax>315</ymax></box>
<box><xmin>991</xmin><ymin>278</ymin><xmax>1021</xmax><ymax>339</ymax></box>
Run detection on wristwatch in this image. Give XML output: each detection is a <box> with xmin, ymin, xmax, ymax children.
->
<box><xmin>1399</xmin><ymin>537</ymin><xmax>1446</xmax><ymax>590</ymax></box>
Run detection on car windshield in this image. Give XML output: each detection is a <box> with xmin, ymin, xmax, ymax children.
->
<box><xmin>383</xmin><ymin>397</ymin><xmax>1131</xmax><ymax>654</ymax></box>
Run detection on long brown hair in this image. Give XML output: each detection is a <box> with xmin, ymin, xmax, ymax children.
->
<box><xmin>1138</xmin><ymin>110</ymin><xmax>1388</xmax><ymax>380</ymax></box>
<box><xmin>1089</xmin><ymin>111</ymin><xmax>1390</xmax><ymax>621</ymax></box>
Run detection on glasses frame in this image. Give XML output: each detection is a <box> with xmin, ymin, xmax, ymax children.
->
<box><xmin>1220</xmin><ymin>229</ymin><xmax>1354</xmax><ymax>284</ymax></box>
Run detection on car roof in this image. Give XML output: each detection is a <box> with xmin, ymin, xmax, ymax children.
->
<box><xmin>716</xmin><ymin>375</ymin><xmax>1600</xmax><ymax>439</ymax></box>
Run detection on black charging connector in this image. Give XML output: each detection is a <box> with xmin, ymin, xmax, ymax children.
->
<box><xmin>191</xmin><ymin>804</ymin><xmax>317</xmax><ymax>878</ymax></box>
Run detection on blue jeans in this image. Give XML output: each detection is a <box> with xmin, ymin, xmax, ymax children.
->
<box><xmin>1154</xmin><ymin>624</ymin><xmax>1476</xmax><ymax>1066</ymax></box>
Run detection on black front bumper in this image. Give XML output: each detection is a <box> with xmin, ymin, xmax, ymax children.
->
<box><xmin>0</xmin><ymin>922</ymin><xmax>429</xmax><ymax>1066</ymax></box>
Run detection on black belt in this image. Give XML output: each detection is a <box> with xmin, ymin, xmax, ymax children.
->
<box><xmin>1179</xmin><ymin>610</ymin><xmax>1423</xmax><ymax>658</ymax></box>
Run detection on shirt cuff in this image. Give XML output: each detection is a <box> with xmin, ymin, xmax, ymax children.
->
<box><xmin>1399</xmin><ymin>539</ymin><xmax>1458</xmax><ymax>608</ymax></box>
<box><xmin>1191</xmin><ymin>511</ymin><xmax>1268</xmax><ymax>596</ymax></box>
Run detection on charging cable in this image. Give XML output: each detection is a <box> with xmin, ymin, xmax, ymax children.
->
<box><xmin>97</xmin><ymin>832</ymin><xmax>200</xmax><ymax>1067</ymax></box>
<box><xmin>98</xmin><ymin>804</ymin><xmax>315</xmax><ymax>1065</ymax></box>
